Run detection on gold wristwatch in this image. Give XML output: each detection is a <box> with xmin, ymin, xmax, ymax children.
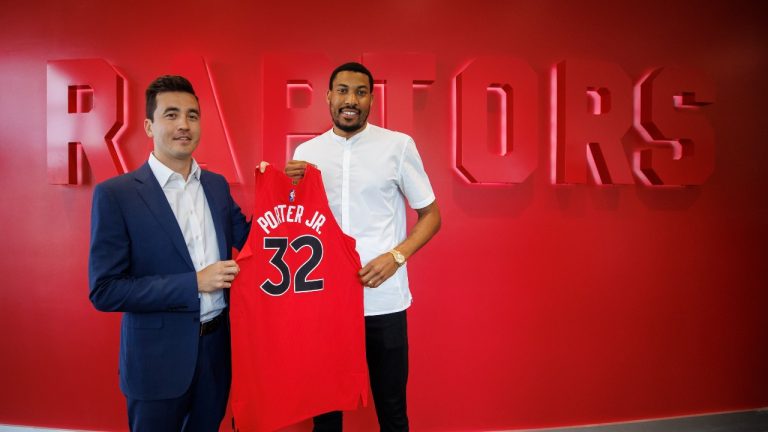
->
<box><xmin>389</xmin><ymin>249</ymin><xmax>406</xmax><ymax>267</ymax></box>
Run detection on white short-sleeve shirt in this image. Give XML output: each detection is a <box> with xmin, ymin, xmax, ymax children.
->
<box><xmin>294</xmin><ymin>123</ymin><xmax>435</xmax><ymax>316</ymax></box>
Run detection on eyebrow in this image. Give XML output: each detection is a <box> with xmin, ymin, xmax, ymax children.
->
<box><xmin>335</xmin><ymin>84</ymin><xmax>370</xmax><ymax>90</ymax></box>
<box><xmin>162</xmin><ymin>107</ymin><xmax>200</xmax><ymax>115</ymax></box>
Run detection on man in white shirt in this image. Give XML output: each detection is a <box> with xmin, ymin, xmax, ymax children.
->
<box><xmin>286</xmin><ymin>62</ymin><xmax>442</xmax><ymax>431</ymax></box>
<box><xmin>89</xmin><ymin>75</ymin><xmax>255</xmax><ymax>431</ymax></box>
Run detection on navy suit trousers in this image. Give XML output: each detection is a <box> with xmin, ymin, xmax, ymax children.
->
<box><xmin>127</xmin><ymin>320</ymin><xmax>231</xmax><ymax>432</ymax></box>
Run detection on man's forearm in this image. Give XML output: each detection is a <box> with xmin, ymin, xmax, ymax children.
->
<box><xmin>395</xmin><ymin>201</ymin><xmax>441</xmax><ymax>260</ymax></box>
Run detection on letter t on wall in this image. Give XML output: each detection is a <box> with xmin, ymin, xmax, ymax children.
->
<box><xmin>362</xmin><ymin>53</ymin><xmax>436</xmax><ymax>137</ymax></box>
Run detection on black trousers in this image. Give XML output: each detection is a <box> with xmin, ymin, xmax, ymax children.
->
<box><xmin>313</xmin><ymin>310</ymin><xmax>409</xmax><ymax>432</ymax></box>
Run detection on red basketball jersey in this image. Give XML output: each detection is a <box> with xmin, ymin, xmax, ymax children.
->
<box><xmin>230</xmin><ymin>165</ymin><xmax>368</xmax><ymax>432</ymax></box>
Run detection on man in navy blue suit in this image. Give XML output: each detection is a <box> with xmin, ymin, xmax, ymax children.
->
<box><xmin>89</xmin><ymin>75</ymin><xmax>250</xmax><ymax>431</ymax></box>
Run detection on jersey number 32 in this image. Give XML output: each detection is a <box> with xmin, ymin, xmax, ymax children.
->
<box><xmin>260</xmin><ymin>235</ymin><xmax>324</xmax><ymax>296</ymax></box>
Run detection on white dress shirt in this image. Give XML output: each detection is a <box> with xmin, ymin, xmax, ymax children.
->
<box><xmin>294</xmin><ymin>123</ymin><xmax>435</xmax><ymax>316</ymax></box>
<box><xmin>148</xmin><ymin>153</ymin><xmax>225</xmax><ymax>322</ymax></box>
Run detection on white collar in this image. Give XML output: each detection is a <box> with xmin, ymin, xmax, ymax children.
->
<box><xmin>329</xmin><ymin>122</ymin><xmax>371</xmax><ymax>144</ymax></box>
<box><xmin>148</xmin><ymin>152</ymin><xmax>200</xmax><ymax>187</ymax></box>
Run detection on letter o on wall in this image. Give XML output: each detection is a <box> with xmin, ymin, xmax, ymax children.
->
<box><xmin>455</xmin><ymin>56</ymin><xmax>538</xmax><ymax>184</ymax></box>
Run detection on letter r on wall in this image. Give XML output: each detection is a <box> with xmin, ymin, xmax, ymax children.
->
<box><xmin>47</xmin><ymin>59</ymin><xmax>127</xmax><ymax>185</ymax></box>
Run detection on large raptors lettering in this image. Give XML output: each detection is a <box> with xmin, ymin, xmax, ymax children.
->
<box><xmin>47</xmin><ymin>55</ymin><xmax>714</xmax><ymax>187</ymax></box>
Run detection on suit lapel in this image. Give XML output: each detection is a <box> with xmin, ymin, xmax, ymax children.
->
<box><xmin>200</xmin><ymin>170</ymin><xmax>227</xmax><ymax>260</ymax></box>
<box><xmin>133</xmin><ymin>163</ymin><xmax>195</xmax><ymax>269</ymax></box>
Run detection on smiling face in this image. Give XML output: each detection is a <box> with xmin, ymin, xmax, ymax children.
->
<box><xmin>144</xmin><ymin>91</ymin><xmax>201</xmax><ymax>171</ymax></box>
<box><xmin>327</xmin><ymin>71</ymin><xmax>373</xmax><ymax>138</ymax></box>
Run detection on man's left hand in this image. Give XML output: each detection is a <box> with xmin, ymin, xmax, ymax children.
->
<box><xmin>359</xmin><ymin>253</ymin><xmax>400</xmax><ymax>288</ymax></box>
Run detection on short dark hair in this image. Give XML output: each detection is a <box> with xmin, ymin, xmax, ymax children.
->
<box><xmin>145</xmin><ymin>75</ymin><xmax>198</xmax><ymax>120</ymax></box>
<box><xmin>328</xmin><ymin>62</ymin><xmax>374</xmax><ymax>91</ymax></box>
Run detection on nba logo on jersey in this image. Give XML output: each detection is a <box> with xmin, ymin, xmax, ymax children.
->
<box><xmin>289</xmin><ymin>189</ymin><xmax>295</xmax><ymax>203</ymax></box>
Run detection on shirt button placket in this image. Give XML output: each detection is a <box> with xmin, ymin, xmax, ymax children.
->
<box><xmin>341</xmin><ymin>140</ymin><xmax>351</xmax><ymax>233</ymax></box>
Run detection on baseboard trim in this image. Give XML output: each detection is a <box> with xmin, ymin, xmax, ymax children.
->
<box><xmin>2</xmin><ymin>408</ymin><xmax>768</xmax><ymax>432</ymax></box>
<box><xmin>508</xmin><ymin>408</ymin><xmax>768</xmax><ymax>432</ymax></box>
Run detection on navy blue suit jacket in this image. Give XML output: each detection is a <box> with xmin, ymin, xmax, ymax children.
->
<box><xmin>88</xmin><ymin>162</ymin><xmax>249</xmax><ymax>400</ymax></box>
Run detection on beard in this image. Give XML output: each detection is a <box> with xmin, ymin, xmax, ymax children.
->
<box><xmin>333</xmin><ymin>119</ymin><xmax>365</xmax><ymax>133</ymax></box>
<box><xmin>331</xmin><ymin>108</ymin><xmax>369</xmax><ymax>134</ymax></box>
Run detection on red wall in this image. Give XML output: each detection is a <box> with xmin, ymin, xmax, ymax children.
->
<box><xmin>1</xmin><ymin>1</ymin><xmax>767</xmax><ymax>430</ymax></box>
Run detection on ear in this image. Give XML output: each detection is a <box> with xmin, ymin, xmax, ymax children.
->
<box><xmin>144</xmin><ymin>119</ymin><xmax>153</xmax><ymax>137</ymax></box>
<box><xmin>326</xmin><ymin>90</ymin><xmax>332</xmax><ymax>105</ymax></box>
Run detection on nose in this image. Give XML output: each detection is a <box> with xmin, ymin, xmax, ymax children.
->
<box><xmin>344</xmin><ymin>92</ymin><xmax>358</xmax><ymax>106</ymax></box>
<box><xmin>177</xmin><ymin>116</ymin><xmax>190</xmax><ymax>130</ymax></box>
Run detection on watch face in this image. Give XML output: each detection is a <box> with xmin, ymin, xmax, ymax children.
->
<box><xmin>392</xmin><ymin>250</ymin><xmax>405</xmax><ymax>264</ymax></box>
